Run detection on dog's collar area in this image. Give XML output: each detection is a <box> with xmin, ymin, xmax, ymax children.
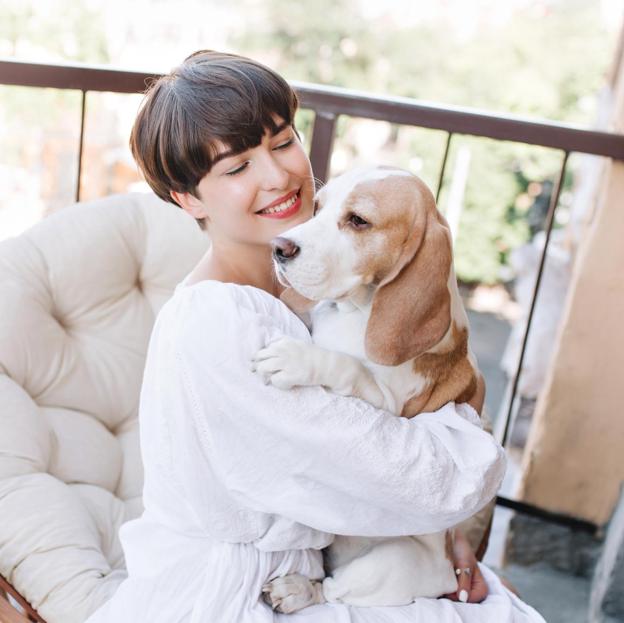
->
<box><xmin>335</xmin><ymin>300</ymin><xmax>358</xmax><ymax>313</ymax></box>
<box><xmin>330</xmin><ymin>285</ymin><xmax>375</xmax><ymax>314</ymax></box>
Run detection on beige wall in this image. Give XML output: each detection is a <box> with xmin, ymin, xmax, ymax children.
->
<box><xmin>517</xmin><ymin>157</ymin><xmax>624</xmax><ymax>525</ymax></box>
<box><xmin>518</xmin><ymin>30</ymin><xmax>624</xmax><ymax>526</ymax></box>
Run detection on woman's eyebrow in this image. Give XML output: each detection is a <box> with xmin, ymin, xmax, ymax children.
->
<box><xmin>270</xmin><ymin>121</ymin><xmax>290</xmax><ymax>135</ymax></box>
<box><xmin>212</xmin><ymin>148</ymin><xmax>240</xmax><ymax>165</ymax></box>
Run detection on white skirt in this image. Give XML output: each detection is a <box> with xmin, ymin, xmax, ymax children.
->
<box><xmin>86</xmin><ymin>535</ymin><xmax>546</xmax><ymax>623</ymax></box>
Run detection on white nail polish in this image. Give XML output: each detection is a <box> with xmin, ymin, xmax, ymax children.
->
<box><xmin>459</xmin><ymin>589</ymin><xmax>469</xmax><ymax>603</ymax></box>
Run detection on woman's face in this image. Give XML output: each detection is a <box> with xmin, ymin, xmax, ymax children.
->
<box><xmin>183</xmin><ymin>118</ymin><xmax>315</xmax><ymax>247</ymax></box>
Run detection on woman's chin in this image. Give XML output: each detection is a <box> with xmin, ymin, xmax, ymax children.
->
<box><xmin>278</xmin><ymin>276</ymin><xmax>317</xmax><ymax>300</ymax></box>
<box><xmin>286</xmin><ymin>283</ymin><xmax>323</xmax><ymax>301</ymax></box>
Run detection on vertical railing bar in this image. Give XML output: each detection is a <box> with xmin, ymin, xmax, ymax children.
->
<box><xmin>75</xmin><ymin>89</ymin><xmax>87</xmax><ymax>203</ymax></box>
<box><xmin>500</xmin><ymin>150</ymin><xmax>571</xmax><ymax>448</ymax></box>
<box><xmin>308</xmin><ymin>110</ymin><xmax>337</xmax><ymax>190</ymax></box>
<box><xmin>436</xmin><ymin>131</ymin><xmax>453</xmax><ymax>203</ymax></box>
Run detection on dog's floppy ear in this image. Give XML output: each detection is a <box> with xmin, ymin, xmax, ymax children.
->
<box><xmin>365</xmin><ymin>190</ymin><xmax>453</xmax><ymax>366</ymax></box>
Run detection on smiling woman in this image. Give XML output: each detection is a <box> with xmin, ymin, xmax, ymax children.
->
<box><xmin>129</xmin><ymin>50</ymin><xmax>314</xmax><ymax>233</ymax></box>
<box><xmin>129</xmin><ymin>50</ymin><xmax>316</xmax><ymax>294</ymax></box>
<box><xmin>172</xmin><ymin>120</ymin><xmax>312</xmax><ymax>239</ymax></box>
<box><xmin>82</xmin><ymin>50</ymin><xmax>545</xmax><ymax>623</ymax></box>
<box><xmin>169</xmin><ymin>116</ymin><xmax>315</xmax><ymax>293</ymax></box>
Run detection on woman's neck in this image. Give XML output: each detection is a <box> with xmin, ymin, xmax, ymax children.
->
<box><xmin>188</xmin><ymin>242</ymin><xmax>284</xmax><ymax>297</ymax></box>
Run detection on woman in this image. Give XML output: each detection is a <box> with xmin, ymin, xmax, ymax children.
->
<box><xmin>86</xmin><ymin>50</ymin><xmax>545</xmax><ymax>622</ymax></box>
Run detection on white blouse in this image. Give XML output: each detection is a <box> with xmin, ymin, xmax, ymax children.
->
<box><xmin>87</xmin><ymin>280</ymin><xmax>547</xmax><ymax>623</ymax></box>
<box><xmin>138</xmin><ymin>280</ymin><xmax>505</xmax><ymax>548</ymax></box>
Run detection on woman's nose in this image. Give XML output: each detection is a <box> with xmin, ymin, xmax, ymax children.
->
<box><xmin>271</xmin><ymin>237</ymin><xmax>300</xmax><ymax>262</ymax></box>
<box><xmin>260</xmin><ymin>153</ymin><xmax>289</xmax><ymax>190</ymax></box>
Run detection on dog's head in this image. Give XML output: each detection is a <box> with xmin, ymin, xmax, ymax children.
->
<box><xmin>273</xmin><ymin>165</ymin><xmax>453</xmax><ymax>365</ymax></box>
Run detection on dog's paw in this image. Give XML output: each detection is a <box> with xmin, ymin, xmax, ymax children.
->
<box><xmin>261</xmin><ymin>574</ymin><xmax>323</xmax><ymax>613</ymax></box>
<box><xmin>251</xmin><ymin>337</ymin><xmax>318</xmax><ymax>389</ymax></box>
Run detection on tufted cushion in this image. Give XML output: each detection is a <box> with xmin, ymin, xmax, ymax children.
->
<box><xmin>0</xmin><ymin>193</ymin><xmax>208</xmax><ymax>622</ymax></box>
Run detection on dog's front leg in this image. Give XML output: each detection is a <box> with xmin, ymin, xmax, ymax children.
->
<box><xmin>251</xmin><ymin>338</ymin><xmax>392</xmax><ymax>410</ymax></box>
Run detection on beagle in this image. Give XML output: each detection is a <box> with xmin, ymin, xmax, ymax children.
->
<box><xmin>253</xmin><ymin>166</ymin><xmax>486</xmax><ymax>612</ymax></box>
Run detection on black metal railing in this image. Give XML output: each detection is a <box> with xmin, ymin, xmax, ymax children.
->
<box><xmin>1</xmin><ymin>58</ymin><xmax>620</xmax><ymax>536</ymax></box>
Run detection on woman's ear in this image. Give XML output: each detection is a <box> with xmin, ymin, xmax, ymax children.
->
<box><xmin>170</xmin><ymin>190</ymin><xmax>208</xmax><ymax>221</ymax></box>
<box><xmin>365</xmin><ymin>207</ymin><xmax>453</xmax><ymax>367</ymax></box>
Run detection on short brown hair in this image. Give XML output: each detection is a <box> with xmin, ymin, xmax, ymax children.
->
<box><xmin>130</xmin><ymin>50</ymin><xmax>300</xmax><ymax>229</ymax></box>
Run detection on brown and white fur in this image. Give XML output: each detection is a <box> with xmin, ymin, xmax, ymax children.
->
<box><xmin>252</xmin><ymin>166</ymin><xmax>485</xmax><ymax>613</ymax></box>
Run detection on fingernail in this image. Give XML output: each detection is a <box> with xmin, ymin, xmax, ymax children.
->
<box><xmin>459</xmin><ymin>589</ymin><xmax>469</xmax><ymax>603</ymax></box>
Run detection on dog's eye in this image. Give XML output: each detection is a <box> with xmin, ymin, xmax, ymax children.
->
<box><xmin>347</xmin><ymin>213</ymin><xmax>370</xmax><ymax>229</ymax></box>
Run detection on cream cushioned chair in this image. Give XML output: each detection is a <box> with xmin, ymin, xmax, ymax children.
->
<box><xmin>0</xmin><ymin>193</ymin><xmax>209</xmax><ymax>623</ymax></box>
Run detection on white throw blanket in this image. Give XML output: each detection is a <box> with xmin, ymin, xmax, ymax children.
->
<box><xmin>86</xmin><ymin>280</ymin><xmax>545</xmax><ymax>623</ymax></box>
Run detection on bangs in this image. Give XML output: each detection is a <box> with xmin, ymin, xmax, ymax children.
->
<box><xmin>130</xmin><ymin>50</ymin><xmax>300</xmax><ymax>220</ymax></box>
<box><xmin>163</xmin><ymin>56</ymin><xmax>298</xmax><ymax>195</ymax></box>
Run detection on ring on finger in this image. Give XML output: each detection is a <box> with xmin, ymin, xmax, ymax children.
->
<box><xmin>455</xmin><ymin>567</ymin><xmax>472</xmax><ymax>576</ymax></box>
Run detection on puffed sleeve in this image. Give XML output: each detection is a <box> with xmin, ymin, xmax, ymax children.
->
<box><xmin>171</xmin><ymin>282</ymin><xmax>506</xmax><ymax>537</ymax></box>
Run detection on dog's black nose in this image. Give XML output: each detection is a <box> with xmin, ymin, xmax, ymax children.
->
<box><xmin>271</xmin><ymin>237</ymin><xmax>300</xmax><ymax>263</ymax></box>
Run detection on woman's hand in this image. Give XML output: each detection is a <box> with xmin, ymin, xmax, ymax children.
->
<box><xmin>443</xmin><ymin>528</ymin><xmax>488</xmax><ymax>603</ymax></box>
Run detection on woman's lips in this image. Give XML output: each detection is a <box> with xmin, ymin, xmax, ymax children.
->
<box><xmin>256</xmin><ymin>191</ymin><xmax>302</xmax><ymax>220</ymax></box>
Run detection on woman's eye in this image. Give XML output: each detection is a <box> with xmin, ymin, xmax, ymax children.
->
<box><xmin>348</xmin><ymin>213</ymin><xmax>370</xmax><ymax>229</ymax></box>
<box><xmin>225</xmin><ymin>161</ymin><xmax>249</xmax><ymax>176</ymax></box>
<box><xmin>274</xmin><ymin>138</ymin><xmax>294</xmax><ymax>150</ymax></box>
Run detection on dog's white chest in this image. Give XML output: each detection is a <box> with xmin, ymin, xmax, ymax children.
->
<box><xmin>309</xmin><ymin>300</ymin><xmax>428</xmax><ymax>415</ymax></box>
<box><xmin>310</xmin><ymin>300</ymin><xmax>369</xmax><ymax>359</ymax></box>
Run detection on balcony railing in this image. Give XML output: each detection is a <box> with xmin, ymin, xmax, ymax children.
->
<box><xmin>1</xmin><ymin>58</ymin><xmax>621</xmax><ymax>538</ymax></box>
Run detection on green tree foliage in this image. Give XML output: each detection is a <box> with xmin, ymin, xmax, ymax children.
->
<box><xmin>1</xmin><ymin>1</ymin><xmax>616</xmax><ymax>282</ymax></box>
<box><xmin>0</xmin><ymin>0</ymin><xmax>109</xmax><ymax>62</ymax></box>
<box><xmin>234</xmin><ymin>0</ymin><xmax>615</xmax><ymax>283</ymax></box>
<box><xmin>1</xmin><ymin>1</ymin><xmax>110</xmax><ymax>169</ymax></box>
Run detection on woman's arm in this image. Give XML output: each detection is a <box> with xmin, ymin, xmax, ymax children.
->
<box><xmin>172</xmin><ymin>284</ymin><xmax>506</xmax><ymax>538</ymax></box>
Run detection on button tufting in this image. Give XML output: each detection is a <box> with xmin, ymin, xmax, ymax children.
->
<box><xmin>50</xmin><ymin>307</ymin><xmax>66</xmax><ymax>329</ymax></box>
<box><xmin>0</xmin><ymin>192</ymin><xmax>209</xmax><ymax>622</ymax></box>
